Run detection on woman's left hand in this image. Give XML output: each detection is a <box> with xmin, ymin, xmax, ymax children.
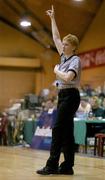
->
<box><xmin>54</xmin><ymin>64</ymin><xmax>59</xmax><ymax>74</ymax></box>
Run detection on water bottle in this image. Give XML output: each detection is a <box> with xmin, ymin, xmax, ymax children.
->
<box><xmin>88</xmin><ymin>111</ymin><xmax>94</xmax><ymax>119</ymax></box>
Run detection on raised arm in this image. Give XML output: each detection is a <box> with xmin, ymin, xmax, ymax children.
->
<box><xmin>46</xmin><ymin>5</ymin><xmax>63</xmax><ymax>55</ymax></box>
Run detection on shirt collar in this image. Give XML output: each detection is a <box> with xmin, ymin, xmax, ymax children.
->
<box><xmin>64</xmin><ymin>54</ymin><xmax>75</xmax><ymax>62</ymax></box>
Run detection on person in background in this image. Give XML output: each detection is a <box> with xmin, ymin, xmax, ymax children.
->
<box><xmin>101</xmin><ymin>97</ymin><xmax>105</xmax><ymax>111</ymax></box>
<box><xmin>100</xmin><ymin>97</ymin><xmax>105</xmax><ymax>133</ymax></box>
<box><xmin>0</xmin><ymin>112</ymin><xmax>8</xmax><ymax>145</ymax></box>
<box><xmin>76</xmin><ymin>98</ymin><xmax>91</xmax><ymax>119</ymax></box>
<box><xmin>89</xmin><ymin>96</ymin><xmax>105</xmax><ymax>119</ymax></box>
<box><xmin>88</xmin><ymin>96</ymin><xmax>105</xmax><ymax>134</ymax></box>
<box><xmin>36</xmin><ymin>5</ymin><xmax>81</xmax><ymax>175</ymax></box>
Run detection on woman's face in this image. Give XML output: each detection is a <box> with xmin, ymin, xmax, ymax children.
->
<box><xmin>62</xmin><ymin>40</ymin><xmax>74</xmax><ymax>55</ymax></box>
<box><xmin>90</xmin><ymin>98</ymin><xmax>99</xmax><ymax>108</ymax></box>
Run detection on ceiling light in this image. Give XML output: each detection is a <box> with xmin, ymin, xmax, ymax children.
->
<box><xmin>20</xmin><ymin>20</ymin><xmax>31</xmax><ymax>27</ymax></box>
<box><xmin>74</xmin><ymin>0</ymin><xmax>83</xmax><ymax>1</ymax></box>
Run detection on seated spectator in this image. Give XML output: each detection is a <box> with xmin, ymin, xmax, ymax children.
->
<box><xmin>76</xmin><ymin>98</ymin><xmax>91</xmax><ymax>119</ymax></box>
<box><xmin>101</xmin><ymin>97</ymin><xmax>105</xmax><ymax>117</ymax></box>
<box><xmin>89</xmin><ymin>96</ymin><xmax>105</xmax><ymax>134</ymax></box>
<box><xmin>89</xmin><ymin>96</ymin><xmax>105</xmax><ymax>119</ymax></box>
<box><xmin>78</xmin><ymin>98</ymin><xmax>91</xmax><ymax>113</ymax></box>
<box><xmin>102</xmin><ymin>97</ymin><xmax>105</xmax><ymax>109</ymax></box>
<box><xmin>44</xmin><ymin>98</ymin><xmax>56</xmax><ymax>112</ymax></box>
<box><xmin>37</xmin><ymin>98</ymin><xmax>57</xmax><ymax>128</ymax></box>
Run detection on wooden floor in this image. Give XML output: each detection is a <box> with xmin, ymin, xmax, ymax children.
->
<box><xmin>0</xmin><ymin>146</ymin><xmax>105</xmax><ymax>180</ymax></box>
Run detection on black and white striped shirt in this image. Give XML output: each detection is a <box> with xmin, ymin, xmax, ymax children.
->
<box><xmin>56</xmin><ymin>54</ymin><xmax>81</xmax><ymax>89</ymax></box>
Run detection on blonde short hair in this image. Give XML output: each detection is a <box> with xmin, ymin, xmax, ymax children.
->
<box><xmin>91</xmin><ymin>96</ymin><xmax>100</xmax><ymax>106</ymax></box>
<box><xmin>63</xmin><ymin>34</ymin><xmax>79</xmax><ymax>52</ymax></box>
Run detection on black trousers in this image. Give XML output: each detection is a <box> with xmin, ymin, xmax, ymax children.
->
<box><xmin>46</xmin><ymin>88</ymin><xmax>80</xmax><ymax>169</ymax></box>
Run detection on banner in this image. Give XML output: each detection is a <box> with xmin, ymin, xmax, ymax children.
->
<box><xmin>79</xmin><ymin>47</ymin><xmax>105</xmax><ymax>69</ymax></box>
<box><xmin>30</xmin><ymin>109</ymin><xmax>57</xmax><ymax>150</ymax></box>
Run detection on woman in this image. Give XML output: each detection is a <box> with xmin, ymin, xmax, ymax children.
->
<box><xmin>36</xmin><ymin>5</ymin><xmax>81</xmax><ymax>175</ymax></box>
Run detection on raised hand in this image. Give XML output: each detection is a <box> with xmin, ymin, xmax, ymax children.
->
<box><xmin>46</xmin><ymin>5</ymin><xmax>55</xmax><ymax>19</ymax></box>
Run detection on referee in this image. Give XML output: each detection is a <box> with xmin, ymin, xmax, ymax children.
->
<box><xmin>36</xmin><ymin>5</ymin><xmax>81</xmax><ymax>175</ymax></box>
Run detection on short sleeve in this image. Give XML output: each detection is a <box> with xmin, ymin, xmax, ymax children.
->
<box><xmin>67</xmin><ymin>57</ymin><xmax>80</xmax><ymax>77</ymax></box>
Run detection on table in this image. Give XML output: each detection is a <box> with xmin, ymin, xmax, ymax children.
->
<box><xmin>74</xmin><ymin>119</ymin><xmax>105</xmax><ymax>146</ymax></box>
<box><xmin>74</xmin><ymin>120</ymin><xmax>86</xmax><ymax>145</ymax></box>
<box><xmin>23</xmin><ymin>119</ymin><xmax>105</xmax><ymax>147</ymax></box>
<box><xmin>23</xmin><ymin>120</ymin><xmax>36</xmax><ymax>144</ymax></box>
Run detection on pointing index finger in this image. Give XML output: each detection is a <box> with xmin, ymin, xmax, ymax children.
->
<box><xmin>52</xmin><ymin>5</ymin><xmax>54</xmax><ymax>11</ymax></box>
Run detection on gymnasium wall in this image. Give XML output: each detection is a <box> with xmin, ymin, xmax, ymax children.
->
<box><xmin>78</xmin><ymin>0</ymin><xmax>105</xmax><ymax>88</ymax></box>
<box><xmin>0</xmin><ymin>1</ymin><xmax>105</xmax><ymax>110</ymax></box>
<box><xmin>0</xmin><ymin>22</ymin><xmax>58</xmax><ymax>110</ymax></box>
